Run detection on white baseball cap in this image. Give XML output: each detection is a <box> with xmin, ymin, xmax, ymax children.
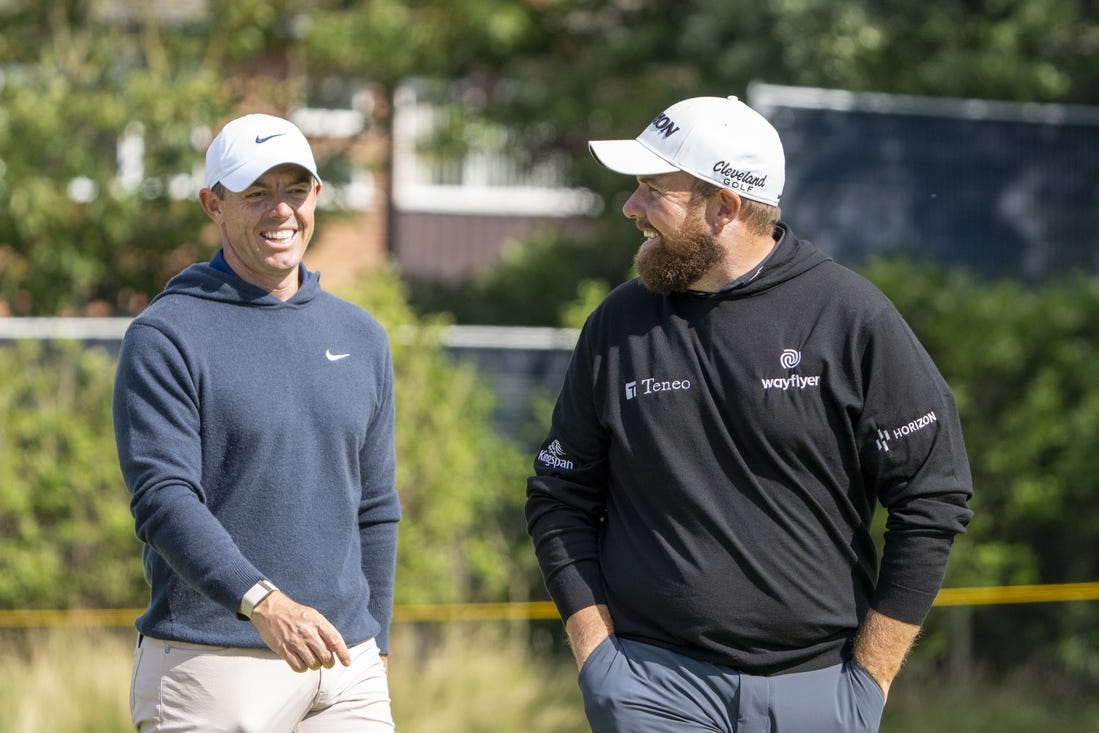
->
<box><xmin>203</xmin><ymin>113</ymin><xmax>321</xmax><ymax>192</ymax></box>
<box><xmin>588</xmin><ymin>95</ymin><xmax>785</xmax><ymax>206</ymax></box>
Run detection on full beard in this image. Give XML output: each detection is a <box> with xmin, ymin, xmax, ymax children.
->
<box><xmin>634</xmin><ymin>218</ymin><xmax>724</xmax><ymax>295</ymax></box>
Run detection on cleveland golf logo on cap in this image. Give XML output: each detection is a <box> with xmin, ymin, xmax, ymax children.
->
<box><xmin>712</xmin><ymin>162</ymin><xmax>769</xmax><ymax>193</ymax></box>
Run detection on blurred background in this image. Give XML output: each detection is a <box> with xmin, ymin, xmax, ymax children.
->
<box><xmin>2</xmin><ymin>0</ymin><xmax>1099</xmax><ymax>730</ymax></box>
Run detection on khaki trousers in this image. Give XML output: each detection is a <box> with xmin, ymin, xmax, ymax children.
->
<box><xmin>131</xmin><ymin>635</ymin><xmax>394</xmax><ymax>732</ymax></box>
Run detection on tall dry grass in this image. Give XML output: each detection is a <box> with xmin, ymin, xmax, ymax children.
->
<box><xmin>3</xmin><ymin>624</ymin><xmax>1098</xmax><ymax>732</ymax></box>
<box><xmin>0</xmin><ymin>624</ymin><xmax>586</xmax><ymax>733</ymax></box>
<box><xmin>0</xmin><ymin>628</ymin><xmax>133</xmax><ymax>733</ymax></box>
<box><xmin>389</xmin><ymin>624</ymin><xmax>586</xmax><ymax>733</ymax></box>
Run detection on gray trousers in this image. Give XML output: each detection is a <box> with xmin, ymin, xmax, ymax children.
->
<box><xmin>578</xmin><ymin>636</ymin><xmax>884</xmax><ymax>733</ymax></box>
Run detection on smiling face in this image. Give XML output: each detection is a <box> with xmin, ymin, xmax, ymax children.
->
<box><xmin>199</xmin><ymin>164</ymin><xmax>321</xmax><ymax>299</ymax></box>
<box><xmin>623</xmin><ymin>171</ymin><xmax>725</xmax><ymax>294</ymax></box>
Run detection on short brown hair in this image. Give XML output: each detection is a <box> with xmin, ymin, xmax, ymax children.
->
<box><xmin>690</xmin><ymin>178</ymin><xmax>781</xmax><ymax>237</ymax></box>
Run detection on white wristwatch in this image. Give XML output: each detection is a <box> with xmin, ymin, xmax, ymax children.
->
<box><xmin>238</xmin><ymin>579</ymin><xmax>279</xmax><ymax>619</ymax></box>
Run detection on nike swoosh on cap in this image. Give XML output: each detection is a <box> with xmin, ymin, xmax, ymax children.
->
<box><xmin>326</xmin><ymin>349</ymin><xmax>350</xmax><ymax>361</ymax></box>
<box><xmin>255</xmin><ymin>133</ymin><xmax>286</xmax><ymax>144</ymax></box>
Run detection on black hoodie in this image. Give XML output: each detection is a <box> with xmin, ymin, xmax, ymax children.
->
<box><xmin>526</xmin><ymin>224</ymin><xmax>973</xmax><ymax>675</ymax></box>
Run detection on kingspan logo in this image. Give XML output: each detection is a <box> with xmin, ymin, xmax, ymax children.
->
<box><xmin>538</xmin><ymin>439</ymin><xmax>575</xmax><ymax>470</ymax></box>
<box><xmin>761</xmin><ymin>349</ymin><xmax>822</xmax><ymax>391</ymax></box>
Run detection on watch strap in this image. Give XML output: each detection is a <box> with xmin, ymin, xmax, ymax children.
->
<box><xmin>239</xmin><ymin>579</ymin><xmax>279</xmax><ymax>619</ymax></box>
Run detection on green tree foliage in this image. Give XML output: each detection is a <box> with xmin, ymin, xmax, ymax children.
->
<box><xmin>0</xmin><ymin>0</ymin><xmax>358</xmax><ymax>316</ymax></box>
<box><xmin>0</xmin><ymin>341</ymin><xmax>141</xmax><ymax>609</ymax></box>
<box><xmin>1</xmin><ymin>0</ymin><xmax>1098</xmax><ymax>683</ymax></box>
<box><xmin>0</xmin><ymin>2</ymin><xmax>235</xmax><ymax>315</ymax></box>
<box><xmin>405</xmin><ymin>226</ymin><xmax>629</xmax><ymax>327</ymax></box>
<box><xmin>386</xmin><ymin>0</ymin><xmax>1099</xmax><ymax>325</ymax></box>
<box><xmin>482</xmin><ymin>0</ymin><xmax>1099</xmax><ymax>147</ymax></box>
<box><xmin>4</xmin><ymin>0</ymin><xmax>1097</xmax><ymax>316</ymax></box>
<box><xmin>335</xmin><ymin>267</ymin><xmax>540</xmax><ymax>604</ymax></box>
<box><xmin>4</xmin><ymin>255</ymin><xmax>1099</xmax><ymax>684</ymax></box>
<box><xmin>0</xmin><ymin>267</ymin><xmax>539</xmax><ymax>612</ymax></box>
<box><xmin>299</xmin><ymin>0</ymin><xmax>539</xmax><ymax>86</ymax></box>
<box><xmin>864</xmin><ymin>259</ymin><xmax>1099</xmax><ymax>681</ymax></box>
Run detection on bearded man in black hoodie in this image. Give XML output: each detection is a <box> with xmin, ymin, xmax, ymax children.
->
<box><xmin>526</xmin><ymin>95</ymin><xmax>973</xmax><ymax>733</ymax></box>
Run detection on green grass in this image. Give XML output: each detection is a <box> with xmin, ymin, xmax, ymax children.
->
<box><xmin>2</xmin><ymin>626</ymin><xmax>1098</xmax><ymax>732</ymax></box>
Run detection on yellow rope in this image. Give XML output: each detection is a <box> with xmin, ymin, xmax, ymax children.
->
<box><xmin>3</xmin><ymin>583</ymin><xmax>1099</xmax><ymax>628</ymax></box>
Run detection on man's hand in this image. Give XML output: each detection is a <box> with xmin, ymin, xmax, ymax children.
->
<box><xmin>852</xmin><ymin>608</ymin><xmax>922</xmax><ymax>702</ymax></box>
<box><xmin>250</xmin><ymin>591</ymin><xmax>352</xmax><ymax>673</ymax></box>
<box><xmin>565</xmin><ymin>604</ymin><xmax>614</xmax><ymax>669</ymax></box>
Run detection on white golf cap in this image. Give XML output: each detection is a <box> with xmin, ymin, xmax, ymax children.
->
<box><xmin>588</xmin><ymin>95</ymin><xmax>784</xmax><ymax>205</ymax></box>
<box><xmin>203</xmin><ymin>113</ymin><xmax>321</xmax><ymax>192</ymax></box>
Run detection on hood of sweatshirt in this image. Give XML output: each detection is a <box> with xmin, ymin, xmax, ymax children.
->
<box><xmin>150</xmin><ymin>253</ymin><xmax>321</xmax><ymax>309</ymax></box>
<box><xmin>693</xmin><ymin>222</ymin><xmax>831</xmax><ymax>300</ymax></box>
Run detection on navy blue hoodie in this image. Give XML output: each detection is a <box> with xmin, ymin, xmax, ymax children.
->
<box><xmin>113</xmin><ymin>258</ymin><xmax>400</xmax><ymax>651</ymax></box>
<box><xmin>526</xmin><ymin>224</ymin><xmax>973</xmax><ymax>675</ymax></box>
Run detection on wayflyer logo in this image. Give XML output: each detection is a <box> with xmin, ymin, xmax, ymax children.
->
<box><xmin>761</xmin><ymin>349</ymin><xmax>821</xmax><ymax>391</ymax></box>
<box><xmin>780</xmin><ymin>349</ymin><xmax>801</xmax><ymax>369</ymax></box>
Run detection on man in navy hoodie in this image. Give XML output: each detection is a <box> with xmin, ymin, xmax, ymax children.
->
<box><xmin>526</xmin><ymin>96</ymin><xmax>973</xmax><ymax>732</ymax></box>
<box><xmin>113</xmin><ymin>113</ymin><xmax>400</xmax><ymax>731</ymax></box>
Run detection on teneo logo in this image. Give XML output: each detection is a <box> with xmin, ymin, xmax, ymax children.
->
<box><xmin>876</xmin><ymin>412</ymin><xmax>938</xmax><ymax>452</ymax></box>
<box><xmin>537</xmin><ymin>439</ymin><xmax>575</xmax><ymax>470</ymax></box>
<box><xmin>712</xmin><ymin>162</ymin><xmax>768</xmax><ymax>194</ymax></box>
<box><xmin>761</xmin><ymin>349</ymin><xmax>821</xmax><ymax>391</ymax></box>
<box><xmin>625</xmin><ymin>376</ymin><xmax>692</xmax><ymax>400</ymax></box>
<box><xmin>650</xmin><ymin>113</ymin><xmax>680</xmax><ymax>139</ymax></box>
